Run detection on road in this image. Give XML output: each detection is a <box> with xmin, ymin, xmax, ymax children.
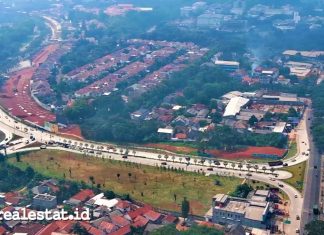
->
<box><xmin>0</xmin><ymin>102</ymin><xmax>315</xmax><ymax>235</ymax></box>
<box><xmin>300</xmin><ymin>105</ymin><xmax>322</xmax><ymax>234</ymax></box>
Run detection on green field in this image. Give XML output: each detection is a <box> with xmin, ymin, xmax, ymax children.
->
<box><xmin>282</xmin><ymin>161</ymin><xmax>306</xmax><ymax>192</ymax></box>
<box><xmin>284</xmin><ymin>141</ymin><xmax>298</xmax><ymax>160</ymax></box>
<box><xmin>9</xmin><ymin>150</ymin><xmax>243</xmax><ymax>215</ymax></box>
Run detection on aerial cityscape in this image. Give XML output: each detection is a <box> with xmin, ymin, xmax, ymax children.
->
<box><xmin>0</xmin><ymin>0</ymin><xmax>323</xmax><ymax>234</ymax></box>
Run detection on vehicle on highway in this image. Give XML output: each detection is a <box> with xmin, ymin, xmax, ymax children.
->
<box><xmin>246</xmin><ymin>173</ymin><xmax>252</xmax><ymax>177</ymax></box>
<box><xmin>207</xmin><ymin>167</ymin><xmax>213</xmax><ymax>171</ymax></box>
<box><xmin>278</xmin><ymin>183</ymin><xmax>284</xmax><ymax>188</ymax></box>
<box><xmin>294</xmin><ymin>194</ymin><xmax>298</xmax><ymax>198</ymax></box>
<box><xmin>296</xmin><ymin>228</ymin><xmax>300</xmax><ymax>233</ymax></box>
<box><xmin>296</xmin><ymin>215</ymin><xmax>300</xmax><ymax>220</ymax></box>
<box><xmin>269</xmin><ymin>178</ymin><xmax>276</xmax><ymax>181</ymax></box>
<box><xmin>161</xmin><ymin>162</ymin><xmax>167</xmax><ymax>165</ymax></box>
<box><xmin>40</xmin><ymin>145</ymin><xmax>47</xmax><ymax>149</ymax></box>
<box><xmin>283</xmin><ymin>163</ymin><xmax>288</xmax><ymax>166</ymax></box>
<box><xmin>268</xmin><ymin>160</ymin><xmax>283</xmax><ymax>167</ymax></box>
<box><xmin>88</xmin><ymin>150</ymin><xmax>94</xmax><ymax>154</ymax></box>
<box><xmin>122</xmin><ymin>155</ymin><xmax>128</xmax><ymax>159</ymax></box>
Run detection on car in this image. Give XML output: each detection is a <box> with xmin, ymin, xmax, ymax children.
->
<box><xmin>302</xmin><ymin>152</ymin><xmax>305</xmax><ymax>155</ymax></box>
<box><xmin>296</xmin><ymin>215</ymin><xmax>300</xmax><ymax>220</ymax></box>
<box><xmin>97</xmin><ymin>152</ymin><xmax>102</xmax><ymax>155</ymax></box>
<box><xmin>161</xmin><ymin>162</ymin><xmax>167</xmax><ymax>165</ymax></box>
<box><xmin>283</xmin><ymin>163</ymin><xmax>288</xmax><ymax>166</ymax></box>
<box><xmin>88</xmin><ymin>150</ymin><xmax>94</xmax><ymax>154</ymax></box>
<box><xmin>294</xmin><ymin>194</ymin><xmax>298</xmax><ymax>198</ymax></box>
<box><xmin>292</xmin><ymin>159</ymin><xmax>296</xmax><ymax>162</ymax></box>
<box><xmin>122</xmin><ymin>155</ymin><xmax>128</xmax><ymax>159</ymax></box>
<box><xmin>207</xmin><ymin>167</ymin><xmax>213</xmax><ymax>171</ymax></box>
<box><xmin>269</xmin><ymin>178</ymin><xmax>276</xmax><ymax>181</ymax></box>
<box><xmin>25</xmin><ymin>140</ymin><xmax>29</xmax><ymax>144</ymax></box>
<box><xmin>40</xmin><ymin>145</ymin><xmax>47</xmax><ymax>149</ymax></box>
<box><xmin>278</xmin><ymin>184</ymin><xmax>284</xmax><ymax>188</ymax></box>
<box><xmin>246</xmin><ymin>173</ymin><xmax>252</xmax><ymax>177</ymax></box>
<box><xmin>314</xmin><ymin>165</ymin><xmax>318</xmax><ymax>169</ymax></box>
<box><xmin>296</xmin><ymin>228</ymin><xmax>300</xmax><ymax>233</ymax></box>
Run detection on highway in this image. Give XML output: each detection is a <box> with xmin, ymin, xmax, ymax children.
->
<box><xmin>301</xmin><ymin>105</ymin><xmax>322</xmax><ymax>234</ymax></box>
<box><xmin>0</xmin><ymin>106</ymin><xmax>311</xmax><ymax>234</ymax></box>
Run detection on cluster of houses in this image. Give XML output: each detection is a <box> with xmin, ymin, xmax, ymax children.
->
<box><xmin>69</xmin><ymin>39</ymin><xmax>206</xmax><ymax>99</ymax></box>
<box><xmin>30</xmin><ymin>43</ymin><xmax>72</xmax><ymax>105</ymax></box>
<box><xmin>130</xmin><ymin>89</ymin><xmax>304</xmax><ymax>142</ymax></box>
<box><xmin>177</xmin><ymin>1</ymin><xmax>323</xmax><ymax>32</ymax></box>
<box><xmin>0</xmin><ymin>179</ymin><xmax>178</xmax><ymax>235</ymax></box>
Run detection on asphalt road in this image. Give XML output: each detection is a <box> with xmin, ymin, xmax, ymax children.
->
<box><xmin>301</xmin><ymin>106</ymin><xmax>322</xmax><ymax>234</ymax></box>
<box><xmin>0</xmin><ymin>105</ymin><xmax>311</xmax><ymax>234</ymax></box>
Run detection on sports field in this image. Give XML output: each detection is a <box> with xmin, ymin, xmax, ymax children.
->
<box><xmin>9</xmin><ymin>150</ymin><xmax>242</xmax><ymax>215</ymax></box>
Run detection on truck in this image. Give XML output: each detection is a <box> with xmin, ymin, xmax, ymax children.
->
<box><xmin>268</xmin><ymin>160</ymin><xmax>283</xmax><ymax>167</ymax></box>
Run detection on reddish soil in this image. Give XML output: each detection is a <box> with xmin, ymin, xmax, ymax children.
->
<box><xmin>144</xmin><ymin>143</ymin><xmax>196</xmax><ymax>154</ymax></box>
<box><xmin>145</xmin><ymin>143</ymin><xmax>286</xmax><ymax>160</ymax></box>
<box><xmin>207</xmin><ymin>146</ymin><xmax>287</xmax><ymax>159</ymax></box>
<box><xmin>0</xmin><ymin>44</ymin><xmax>83</xmax><ymax>139</ymax></box>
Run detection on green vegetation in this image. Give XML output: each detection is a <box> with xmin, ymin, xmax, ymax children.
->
<box><xmin>230</xmin><ymin>183</ymin><xmax>253</xmax><ymax>198</ymax></box>
<box><xmin>9</xmin><ymin>150</ymin><xmax>243</xmax><ymax>215</ymax></box>
<box><xmin>305</xmin><ymin>220</ymin><xmax>324</xmax><ymax>235</ymax></box>
<box><xmin>282</xmin><ymin>162</ymin><xmax>306</xmax><ymax>192</ymax></box>
<box><xmin>284</xmin><ymin>141</ymin><xmax>297</xmax><ymax>160</ymax></box>
<box><xmin>311</xmin><ymin>83</ymin><xmax>324</xmax><ymax>153</ymax></box>
<box><xmin>0</xmin><ymin>157</ymin><xmax>35</xmax><ymax>191</ymax></box>
<box><xmin>151</xmin><ymin>224</ymin><xmax>224</xmax><ymax>235</ymax></box>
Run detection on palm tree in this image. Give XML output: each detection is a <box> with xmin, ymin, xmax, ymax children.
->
<box><xmin>179</xmin><ymin>157</ymin><xmax>183</xmax><ymax>163</ymax></box>
<box><xmin>132</xmin><ymin>150</ymin><xmax>136</xmax><ymax>156</ymax></box>
<box><xmin>231</xmin><ymin>162</ymin><xmax>236</xmax><ymax>169</ymax></box>
<box><xmin>262</xmin><ymin>166</ymin><xmax>267</xmax><ymax>173</ymax></box>
<box><xmin>246</xmin><ymin>164</ymin><xmax>252</xmax><ymax>172</ymax></box>
<box><xmin>270</xmin><ymin>167</ymin><xmax>275</xmax><ymax>175</ymax></box>
<box><xmin>254</xmin><ymin>165</ymin><xmax>259</xmax><ymax>172</ymax></box>
<box><xmin>223</xmin><ymin>162</ymin><xmax>228</xmax><ymax>168</ymax></box>
<box><xmin>164</xmin><ymin>154</ymin><xmax>169</xmax><ymax>161</ymax></box>
<box><xmin>193</xmin><ymin>158</ymin><xmax>198</xmax><ymax>165</ymax></box>
<box><xmin>208</xmin><ymin>159</ymin><xmax>212</xmax><ymax>166</ymax></box>
<box><xmin>172</xmin><ymin>156</ymin><xmax>175</xmax><ymax>162</ymax></box>
<box><xmin>158</xmin><ymin>154</ymin><xmax>162</xmax><ymax>161</ymax></box>
<box><xmin>238</xmin><ymin>163</ymin><xmax>243</xmax><ymax>171</ymax></box>
<box><xmin>119</xmin><ymin>148</ymin><xmax>123</xmax><ymax>155</ymax></box>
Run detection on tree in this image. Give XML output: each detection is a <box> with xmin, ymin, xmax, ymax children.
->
<box><xmin>181</xmin><ymin>197</ymin><xmax>190</xmax><ymax>220</ymax></box>
<box><xmin>246</xmin><ymin>164</ymin><xmax>252</xmax><ymax>172</ymax></box>
<box><xmin>25</xmin><ymin>166</ymin><xmax>35</xmax><ymax>178</ymax></box>
<box><xmin>231</xmin><ymin>162</ymin><xmax>236</xmax><ymax>169</ymax></box>
<box><xmin>262</xmin><ymin>166</ymin><xmax>267</xmax><ymax>173</ymax></box>
<box><xmin>223</xmin><ymin>162</ymin><xmax>228</xmax><ymax>168</ymax></box>
<box><xmin>248</xmin><ymin>115</ymin><xmax>258</xmax><ymax>126</ymax></box>
<box><xmin>15</xmin><ymin>152</ymin><xmax>21</xmax><ymax>162</ymax></box>
<box><xmin>254</xmin><ymin>165</ymin><xmax>259</xmax><ymax>172</ymax></box>
<box><xmin>270</xmin><ymin>167</ymin><xmax>275</xmax><ymax>174</ymax></box>
<box><xmin>104</xmin><ymin>190</ymin><xmax>115</xmax><ymax>199</ymax></box>
<box><xmin>72</xmin><ymin>222</ymin><xmax>90</xmax><ymax>235</ymax></box>
<box><xmin>288</xmin><ymin>107</ymin><xmax>299</xmax><ymax>117</ymax></box>
<box><xmin>305</xmin><ymin>220</ymin><xmax>324</xmax><ymax>235</ymax></box>
<box><xmin>238</xmin><ymin>163</ymin><xmax>243</xmax><ymax>171</ymax></box>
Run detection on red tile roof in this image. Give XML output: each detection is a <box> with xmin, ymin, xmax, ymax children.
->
<box><xmin>127</xmin><ymin>205</ymin><xmax>152</xmax><ymax>220</ymax></box>
<box><xmin>116</xmin><ymin>200</ymin><xmax>131</xmax><ymax>210</ymax></box>
<box><xmin>0</xmin><ymin>226</ymin><xmax>7</xmax><ymax>235</ymax></box>
<box><xmin>13</xmin><ymin>223</ymin><xmax>44</xmax><ymax>235</ymax></box>
<box><xmin>144</xmin><ymin>210</ymin><xmax>162</xmax><ymax>222</ymax></box>
<box><xmin>99</xmin><ymin>221</ymin><xmax>117</xmax><ymax>233</ymax></box>
<box><xmin>5</xmin><ymin>192</ymin><xmax>21</xmax><ymax>205</ymax></box>
<box><xmin>132</xmin><ymin>215</ymin><xmax>149</xmax><ymax>228</ymax></box>
<box><xmin>109</xmin><ymin>225</ymin><xmax>131</xmax><ymax>235</ymax></box>
<box><xmin>175</xmin><ymin>133</ymin><xmax>187</xmax><ymax>139</ymax></box>
<box><xmin>163</xmin><ymin>214</ymin><xmax>177</xmax><ymax>223</ymax></box>
<box><xmin>111</xmin><ymin>215</ymin><xmax>130</xmax><ymax>227</ymax></box>
<box><xmin>71</xmin><ymin>189</ymin><xmax>95</xmax><ymax>202</ymax></box>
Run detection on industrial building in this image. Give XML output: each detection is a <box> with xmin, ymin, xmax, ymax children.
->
<box><xmin>207</xmin><ymin>192</ymin><xmax>271</xmax><ymax>229</ymax></box>
<box><xmin>32</xmin><ymin>194</ymin><xmax>57</xmax><ymax>210</ymax></box>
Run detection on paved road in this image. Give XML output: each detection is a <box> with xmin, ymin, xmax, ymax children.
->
<box><xmin>301</xmin><ymin>106</ymin><xmax>322</xmax><ymax>234</ymax></box>
<box><xmin>0</xmin><ymin>105</ymin><xmax>310</xmax><ymax>234</ymax></box>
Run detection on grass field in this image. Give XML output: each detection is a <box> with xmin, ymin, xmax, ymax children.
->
<box><xmin>9</xmin><ymin>150</ymin><xmax>243</xmax><ymax>215</ymax></box>
<box><xmin>282</xmin><ymin>161</ymin><xmax>306</xmax><ymax>192</ymax></box>
<box><xmin>284</xmin><ymin>141</ymin><xmax>297</xmax><ymax>160</ymax></box>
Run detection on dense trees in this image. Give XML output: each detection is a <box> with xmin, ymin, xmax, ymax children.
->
<box><xmin>151</xmin><ymin>224</ymin><xmax>224</xmax><ymax>235</ymax></box>
<box><xmin>230</xmin><ymin>183</ymin><xmax>253</xmax><ymax>198</ymax></box>
<box><xmin>207</xmin><ymin>126</ymin><xmax>287</xmax><ymax>150</ymax></box>
<box><xmin>0</xmin><ymin>162</ymin><xmax>35</xmax><ymax>191</ymax></box>
<box><xmin>305</xmin><ymin>220</ymin><xmax>324</xmax><ymax>235</ymax></box>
